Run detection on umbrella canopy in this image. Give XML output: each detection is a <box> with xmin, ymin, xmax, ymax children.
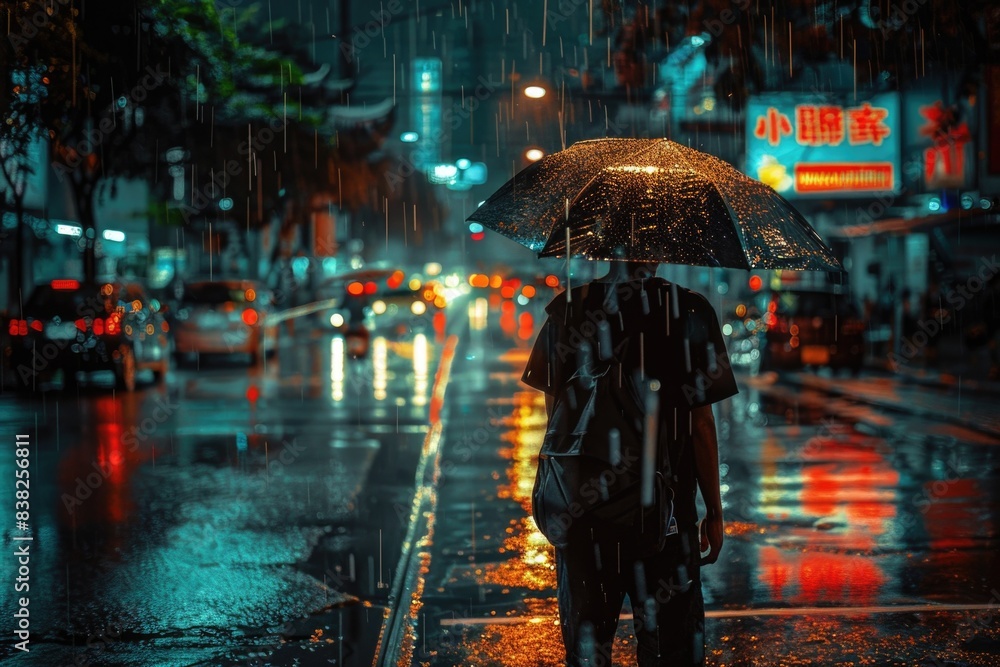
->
<box><xmin>468</xmin><ymin>138</ymin><xmax>843</xmax><ymax>272</ymax></box>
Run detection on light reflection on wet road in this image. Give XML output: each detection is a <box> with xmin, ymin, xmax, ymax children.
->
<box><xmin>1</xmin><ymin>299</ymin><xmax>998</xmax><ymax>666</ymax></box>
<box><xmin>413</xmin><ymin>300</ymin><xmax>1000</xmax><ymax>667</ymax></box>
<box><xmin>0</xmin><ymin>328</ymin><xmax>443</xmax><ymax>665</ymax></box>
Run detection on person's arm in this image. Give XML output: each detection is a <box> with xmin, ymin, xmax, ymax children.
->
<box><xmin>692</xmin><ymin>404</ymin><xmax>724</xmax><ymax>565</ymax></box>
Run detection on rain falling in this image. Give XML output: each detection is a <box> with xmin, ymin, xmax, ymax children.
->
<box><xmin>0</xmin><ymin>1</ymin><xmax>998</xmax><ymax>666</ymax></box>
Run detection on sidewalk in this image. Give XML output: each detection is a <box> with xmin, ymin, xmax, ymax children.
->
<box><xmin>780</xmin><ymin>371</ymin><xmax>1000</xmax><ymax>442</ymax></box>
<box><xmin>869</xmin><ymin>331</ymin><xmax>1000</xmax><ymax>397</ymax></box>
<box><xmin>382</xmin><ymin>335</ymin><xmax>1000</xmax><ymax>667</ymax></box>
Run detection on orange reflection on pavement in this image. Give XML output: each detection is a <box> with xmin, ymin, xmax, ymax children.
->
<box><xmin>480</xmin><ymin>389</ymin><xmax>556</xmax><ymax>591</ymax></box>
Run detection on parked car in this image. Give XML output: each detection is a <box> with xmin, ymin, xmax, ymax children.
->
<box><xmin>759</xmin><ymin>288</ymin><xmax>865</xmax><ymax>374</ymax></box>
<box><xmin>5</xmin><ymin>279</ymin><xmax>171</xmax><ymax>391</ymax></box>
<box><xmin>172</xmin><ymin>279</ymin><xmax>276</xmax><ymax>364</ymax></box>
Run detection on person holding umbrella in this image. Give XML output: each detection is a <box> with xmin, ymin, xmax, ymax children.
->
<box><xmin>521</xmin><ymin>251</ymin><xmax>737</xmax><ymax>665</ymax></box>
<box><xmin>468</xmin><ymin>137</ymin><xmax>844</xmax><ymax>665</ymax></box>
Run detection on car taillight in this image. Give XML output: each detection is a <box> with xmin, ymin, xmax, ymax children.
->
<box><xmin>242</xmin><ymin>308</ymin><xmax>258</xmax><ymax>326</ymax></box>
<box><xmin>105</xmin><ymin>312</ymin><xmax>122</xmax><ymax>335</ymax></box>
<box><xmin>30</xmin><ymin>320</ymin><xmax>42</xmax><ymax>332</ymax></box>
<box><xmin>93</xmin><ymin>317</ymin><xmax>105</xmax><ymax>335</ymax></box>
<box><xmin>8</xmin><ymin>319</ymin><xmax>28</xmax><ymax>336</ymax></box>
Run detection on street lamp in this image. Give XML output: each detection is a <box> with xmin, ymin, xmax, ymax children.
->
<box><xmin>524</xmin><ymin>148</ymin><xmax>545</xmax><ymax>162</ymax></box>
<box><xmin>524</xmin><ymin>85</ymin><xmax>547</xmax><ymax>99</ymax></box>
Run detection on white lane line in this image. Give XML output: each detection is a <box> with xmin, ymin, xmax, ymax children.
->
<box><xmin>440</xmin><ymin>603</ymin><xmax>998</xmax><ymax>626</ymax></box>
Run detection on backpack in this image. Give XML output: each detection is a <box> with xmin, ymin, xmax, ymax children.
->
<box><xmin>531</xmin><ymin>337</ymin><xmax>679</xmax><ymax>556</ymax></box>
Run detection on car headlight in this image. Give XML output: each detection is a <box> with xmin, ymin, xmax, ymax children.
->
<box><xmin>330</xmin><ymin>313</ymin><xmax>345</xmax><ymax>327</ymax></box>
<box><xmin>411</xmin><ymin>301</ymin><xmax>426</xmax><ymax>315</ymax></box>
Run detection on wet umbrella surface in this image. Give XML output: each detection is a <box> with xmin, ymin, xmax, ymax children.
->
<box><xmin>468</xmin><ymin>138</ymin><xmax>843</xmax><ymax>271</ymax></box>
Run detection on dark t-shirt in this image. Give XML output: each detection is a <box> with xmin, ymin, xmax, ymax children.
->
<box><xmin>521</xmin><ymin>278</ymin><xmax>738</xmax><ymax>527</ymax></box>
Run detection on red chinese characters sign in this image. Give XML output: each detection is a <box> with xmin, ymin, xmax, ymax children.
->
<box><xmin>918</xmin><ymin>100</ymin><xmax>971</xmax><ymax>188</ymax></box>
<box><xmin>747</xmin><ymin>94</ymin><xmax>900</xmax><ymax>197</ymax></box>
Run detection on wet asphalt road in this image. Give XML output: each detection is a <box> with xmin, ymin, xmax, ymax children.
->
<box><xmin>390</xmin><ymin>300</ymin><xmax>1000</xmax><ymax>666</ymax></box>
<box><xmin>0</xmin><ymin>321</ymin><xmax>447</xmax><ymax>666</ymax></box>
<box><xmin>2</xmin><ymin>297</ymin><xmax>999</xmax><ymax>666</ymax></box>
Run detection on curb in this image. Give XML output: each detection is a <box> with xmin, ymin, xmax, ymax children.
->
<box><xmin>373</xmin><ymin>316</ymin><xmax>465</xmax><ymax>666</ymax></box>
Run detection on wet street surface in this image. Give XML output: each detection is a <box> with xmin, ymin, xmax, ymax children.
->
<box><xmin>387</xmin><ymin>301</ymin><xmax>1000</xmax><ymax>667</ymax></box>
<box><xmin>0</xmin><ymin>326</ymin><xmax>447</xmax><ymax>666</ymax></box>
<box><xmin>2</xmin><ymin>299</ymin><xmax>1000</xmax><ymax>666</ymax></box>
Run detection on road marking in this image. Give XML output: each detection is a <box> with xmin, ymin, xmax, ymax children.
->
<box><xmin>439</xmin><ymin>603</ymin><xmax>1000</xmax><ymax>626</ymax></box>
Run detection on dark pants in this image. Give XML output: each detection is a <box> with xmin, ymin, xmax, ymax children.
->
<box><xmin>555</xmin><ymin>527</ymin><xmax>704</xmax><ymax>666</ymax></box>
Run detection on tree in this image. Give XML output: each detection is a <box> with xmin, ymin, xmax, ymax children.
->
<box><xmin>1</xmin><ymin>0</ymin><xmax>319</xmax><ymax>282</ymax></box>
<box><xmin>0</xmin><ymin>63</ymin><xmax>46</xmax><ymax>305</ymax></box>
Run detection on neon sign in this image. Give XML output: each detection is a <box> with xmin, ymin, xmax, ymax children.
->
<box><xmin>747</xmin><ymin>94</ymin><xmax>900</xmax><ymax>197</ymax></box>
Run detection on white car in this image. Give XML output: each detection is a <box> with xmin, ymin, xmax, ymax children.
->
<box><xmin>173</xmin><ymin>280</ymin><xmax>277</xmax><ymax>364</ymax></box>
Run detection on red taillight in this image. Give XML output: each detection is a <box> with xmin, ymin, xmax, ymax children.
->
<box><xmin>242</xmin><ymin>308</ymin><xmax>258</xmax><ymax>326</ymax></box>
<box><xmin>29</xmin><ymin>320</ymin><xmax>42</xmax><ymax>332</ymax></box>
<box><xmin>105</xmin><ymin>312</ymin><xmax>121</xmax><ymax>335</ymax></box>
<box><xmin>364</xmin><ymin>281</ymin><xmax>378</xmax><ymax>295</ymax></box>
<box><xmin>93</xmin><ymin>318</ymin><xmax>105</xmax><ymax>335</ymax></box>
<box><xmin>76</xmin><ymin>318</ymin><xmax>86</xmax><ymax>331</ymax></box>
<box><xmin>51</xmin><ymin>279</ymin><xmax>81</xmax><ymax>290</ymax></box>
<box><xmin>347</xmin><ymin>281</ymin><xmax>364</xmax><ymax>296</ymax></box>
<box><xmin>9</xmin><ymin>319</ymin><xmax>28</xmax><ymax>336</ymax></box>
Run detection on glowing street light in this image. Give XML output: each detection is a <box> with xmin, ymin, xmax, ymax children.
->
<box><xmin>524</xmin><ymin>85</ymin><xmax>547</xmax><ymax>99</ymax></box>
<box><xmin>525</xmin><ymin>148</ymin><xmax>545</xmax><ymax>162</ymax></box>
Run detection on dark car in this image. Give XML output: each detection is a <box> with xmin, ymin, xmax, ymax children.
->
<box><xmin>759</xmin><ymin>289</ymin><xmax>865</xmax><ymax>374</ymax></box>
<box><xmin>6</xmin><ymin>279</ymin><xmax>171</xmax><ymax>391</ymax></box>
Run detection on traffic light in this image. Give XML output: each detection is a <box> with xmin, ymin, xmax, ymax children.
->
<box><xmin>469</xmin><ymin>221</ymin><xmax>485</xmax><ymax>241</ymax></box>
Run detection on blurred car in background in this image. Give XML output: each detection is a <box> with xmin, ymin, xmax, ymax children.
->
<box><xmin>5</xmin><ymin>279</ymin><xmax>171</xmax><ymax>391</ymax></box>
<box><xmin>759</xmin><ymin>288</ymin><xmax>865</xmax><ymax>374</ymax></box>
<box><xmin>315</xmin><ymin>267</ymin><xmax>460</xmax><ymax>356</ymax></box>
<box><xmin>173</xmin><ymin>279</ymin><xmax>276</xmax><ymax>364</ymax></box>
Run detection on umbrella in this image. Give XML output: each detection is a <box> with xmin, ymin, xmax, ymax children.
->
<box><xmin>467</xmin><ymin>138</ymin><xmax>843</xmax><ymax>272</ymax></box>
